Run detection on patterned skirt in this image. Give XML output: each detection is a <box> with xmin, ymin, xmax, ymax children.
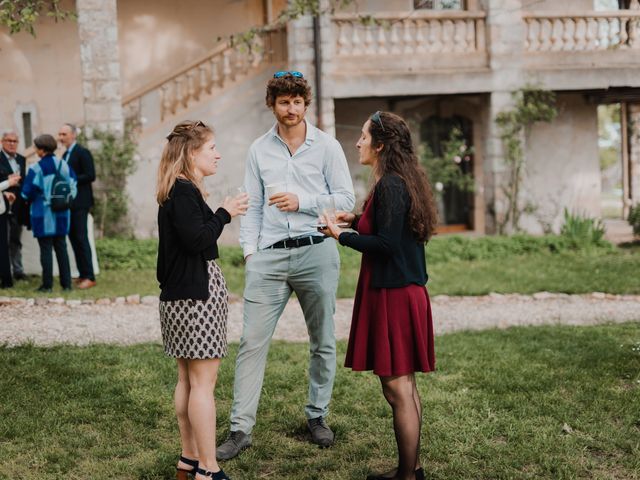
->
<box><xmin>159</xmin><ymin>260</ymin><xmax>229</xmax><ymax>359</ymax></box>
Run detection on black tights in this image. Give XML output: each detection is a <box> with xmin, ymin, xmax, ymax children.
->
<box><xmin>380</xmin><ymin>374</ymin><xmax>422</xmax><ymax>480</ymax></box>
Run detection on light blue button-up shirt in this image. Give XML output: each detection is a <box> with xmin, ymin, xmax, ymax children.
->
<box><xmin>240</xmin><ymin>121</ymin><xmax>355</xmax><ymax>257</ymax></box>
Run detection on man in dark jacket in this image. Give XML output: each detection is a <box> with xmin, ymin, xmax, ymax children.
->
<box><xmin>58</xmin><ymin>123</ymin><xmax>97</xmax><ymax>289</ymax></box>
<box><xmin>0</xmin><ymin>130</ymin><xmax>28</xmax><ymax>280</ymax></box>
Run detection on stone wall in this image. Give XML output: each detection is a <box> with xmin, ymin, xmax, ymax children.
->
<box><xmin>76</xmin><ymin>0</ymin><xmax>123</xmax><ymax>133</ymax></box>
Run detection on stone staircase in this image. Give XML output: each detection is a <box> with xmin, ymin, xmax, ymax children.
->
<box><xmin>120</xmin><ymin>27</ymin><xmax>287</xmax><ymax>239</ymax></box>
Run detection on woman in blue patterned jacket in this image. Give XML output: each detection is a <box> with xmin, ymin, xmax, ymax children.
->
<box><xmin>21</xmin><ymin>134</ymin><xmax>77</xmax><ymax>293</ymax></box>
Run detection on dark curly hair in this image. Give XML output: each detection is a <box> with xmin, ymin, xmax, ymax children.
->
<box><xmin>265</xmin><ymin>73</ymin><xmax>312</xmax><ymax>108</ymax></box>
<box><xmin>367</xmin><ymin>111</ymin><xmax>438</xmax><ymax>242</ymax></box>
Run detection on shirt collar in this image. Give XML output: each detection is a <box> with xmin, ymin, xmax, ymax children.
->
<box><xmin>271</xmin><ymin>119</ymin><xmax>317</xmax><ymax>146</ymax></box>
<box><xmin>2</xmin><ymin>149</ymin><xmax>16</xmax><ymax>159</ymax></box>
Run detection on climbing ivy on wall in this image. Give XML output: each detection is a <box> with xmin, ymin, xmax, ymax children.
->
<box><xmin>80</xmin><ymin>123</ymin><xmax>138</xmax><ymax>238</ymax></box>
<box><xmin>495</xmin><ymin>86</ymin><xmax>558</xmax><ymax>233</ymax></box>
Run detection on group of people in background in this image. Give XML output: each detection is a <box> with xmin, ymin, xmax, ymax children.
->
<box><xmin>156</xmin><ymin>72</ymin><xmax>436</xmax><ymax>480</ymax></box>
<box><xmin>0</xmin><ymin>125</ymin><xmax>97</xmax><ymax>292</ymax></box>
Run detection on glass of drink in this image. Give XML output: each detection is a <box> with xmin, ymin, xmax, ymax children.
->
<box><xmin>316</xmin><ymin>195</ymin><xmax>336</xmax><ymax>223</ymax></box>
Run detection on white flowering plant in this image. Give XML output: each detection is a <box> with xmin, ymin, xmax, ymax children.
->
<box><xmin>419</xmin><ymin>127</ymin><xmax>475</xmax><ymax>196</ymax></box>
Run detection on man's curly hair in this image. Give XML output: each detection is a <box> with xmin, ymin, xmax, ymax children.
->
<box><xmin>265</xmin><ymin>73</ymin><xmax>312</xmax><ymax>108</ymax></box>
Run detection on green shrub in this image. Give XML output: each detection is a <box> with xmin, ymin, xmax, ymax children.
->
<box><xmin>96</xmin><ymin>238</ymin><xmax>157</xmax><ymax>270</ymax></box>
<box><xmin>560</xmin><ymin>209</ymin><xmax>609</xmax><ymax>249</ymax></box>
<box><xmin>628</xmin><ymin>204</ymin><xmax>640</xmax><ymax>236</ymax></box>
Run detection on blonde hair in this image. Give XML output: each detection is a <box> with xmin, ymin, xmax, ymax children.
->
<box><xmin>156</xmin><ymin>120</ymin><xmax>213</xmax><ymax>205</ymax></box>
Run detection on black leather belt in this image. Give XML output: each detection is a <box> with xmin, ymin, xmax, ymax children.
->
<box><xmin>267</xmin><ymin>235</ymin><xmax>325</xmax><ymax>249</ymax></box>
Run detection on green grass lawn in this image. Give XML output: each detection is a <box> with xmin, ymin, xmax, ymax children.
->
<box><xmin>2</xmin><ymin>237</ymin><xmax>638</xmax><ymax>299</ymax></box>
<box><xmin>1</xmin><ymin>323</ymin><xmax>639</xmax><ymax>479</ymax></box>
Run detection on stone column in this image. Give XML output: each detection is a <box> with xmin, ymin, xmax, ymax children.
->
<box><xmin>75</xmin><ymin>0</ymin><xmax>123</xmax><ymax>133</ymax></box>
<box><xmin>481</xmin><ymin>0</ymin><xmax>526</xmax><ymax>233</ymax></box>
<box><xmin>286</xmin><ymin>0</ymin><xmax>336</xmax><ymax>135</ymax></box>
<box><xmin>628</xmin><ymin>102</ymin><xmax>640</xmax><ymax>209</ymax></box>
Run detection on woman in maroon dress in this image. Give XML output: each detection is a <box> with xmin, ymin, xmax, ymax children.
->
<box><xmin>322</xmin><ymin>111</ymin><xmax>437</xmax><ymax>480</ymax></box>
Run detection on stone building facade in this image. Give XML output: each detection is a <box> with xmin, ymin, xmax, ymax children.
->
<box><xmin>2</xmin><ymin>0</ymin><xmax>640</xmax><ymax>239</ymax></box>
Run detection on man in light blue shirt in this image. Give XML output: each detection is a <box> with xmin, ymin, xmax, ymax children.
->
<box><xmin>218</xmin><ymin>72</ymin><xmax>355</xmax><ymax>460</ymax></box>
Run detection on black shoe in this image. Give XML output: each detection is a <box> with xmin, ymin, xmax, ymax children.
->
<box><xmin>13</xmin><ymin>272</ymin><xmax>27</xmax><ymax>281</ymax></box>
<box><xmin>35</xmin><ymin>285</ymin><xmax>52</xmax><ymax>293</ymax></box>
<box><xmin>307</xmin><ymin>416</ymin><xmax>334</xmax><ymax>447</ymax></box>
<box><xmin>216</xmin><ymin>430</ymin><xmax>252</xmax><ymax>461</ymax></box>
<box><xmin>176</xmin><ymin>455</ymin><xmax>198</xmax><ymax>480</ymax></box>
<box><xmin>197</xmin><ymin>467</ymin><xmax>230</xmax><ymax>479</ymax></box>
<box><xmin>0</xmin><ymin>282</ymin><xmax>13</xmax><ymax>289</ymax></box>
<box><xmin>62</xmin><ymin>286</ymin><xmax>72</xmax><ymax>291</ymax></box>
<box><xmin>366</xmin><ymin>467</ymin><xmax>425</xmax><ymax>480</ymax></box>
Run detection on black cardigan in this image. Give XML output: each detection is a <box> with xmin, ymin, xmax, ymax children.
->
<box><xmin>338</xmin><ymin>175</ymin><xmax>428</xmax><ymax>288</ymax></box>
<box><xmin>157</xmin><ymin>179</ymin><xmax>231</xmax><ymax>301</ymax></box>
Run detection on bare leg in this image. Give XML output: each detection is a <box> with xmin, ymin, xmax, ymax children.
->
<box><xmin>186</xmin><ymin>358</ymin><xmax>222</xmax><ymax>478</ymax></box>
<box><xmin>175</xmin><ymin>358</ymin><xmax>198</xmax><ymax>470</ymax></box>
<box><xmin>380</xmin><ymin>374</ymin><xmax>421</xmax><ymax>480</ymax></box>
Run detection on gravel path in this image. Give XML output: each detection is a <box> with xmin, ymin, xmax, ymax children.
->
<box><xmin>1</xmin><ymin>293</ymin><xmax>638</xmax><ymax>347</ymax></box>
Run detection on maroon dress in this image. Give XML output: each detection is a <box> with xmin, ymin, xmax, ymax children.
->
<box><xmin>344</xmin><ymin>197</ymin><xmax>435</xmax><ymax>377</ymax></box>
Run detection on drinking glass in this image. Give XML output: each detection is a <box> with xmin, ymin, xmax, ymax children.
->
<box><xmin>316</xmin><ymin>195</ymin><xmax>336</xmax><ymax>223</ymax></box>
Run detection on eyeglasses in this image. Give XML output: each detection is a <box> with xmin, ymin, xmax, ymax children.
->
<box><xmin>371</xmin><ymin>111</ymin><xmax>385</xmax><ymax>131</ymax></box>
<box><xmin>273</xmin><ymin>71</ymin><xmax>304</xmax><ymax>78</ymax></box>
<box><xmin>2</xmin><ymin>139</ymin><xmax>18</xmax><ymax>143</ymax></box>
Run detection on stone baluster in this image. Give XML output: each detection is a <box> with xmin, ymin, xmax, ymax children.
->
<box><xmin>550</xmin><ymin>18</ymin><xmax>562</xmax><ymax>51</ymax></box>
<box><xmin>376</xmin><ymin>25</ymin><xmax>388</xmax><ymax>55</ymax></box>
<box><xmin>585</xmin><ymin>17</ymin><xmax>597</xmax><ymax>50</ymax></box>
<box><xmin>210</xmin><ymin>58</ymin><xmax>220</xmax><ymax>90</ymax></box>
<box><xmin>525</xmin><ymin>18</ymin><xmax>536</xmax><ymax>51</ymax></box>
<box><xmin>199</xmin><ymin>64</ymin><xmax>209</xmax><ymax>96</ymax></box>
<box><xmin>465</xmin><ymin>19</ymin><xmax>475</xmax><ymax>53</ymax></box>
<box><xmin>173</xmin><ymin>77</ymin><xmax>185</xmax><ymax>110</ymax></box>
<box><xmin>453</xmin><ymin>19</ymin><xmax>466</xmax><ymax>53</ymax></box>
<box><xmin>415</xmin><ymin>19</ymin><xmax>427</xmax><ymax>54</ymax></box>
<box><xmin>620</xmin><ymin>18</ymin><xmax>629</xmax><ymax>47</ymax></box>
<box><xmin>597</xmin><ymin>18</ymin><xmax>609</xmax><ymax>49</ymax></box>
<box><xmin>351</xmin><ymin>23</ymin><xmax>363</xmax><ymax>56</ymax></box>
<box><xmin>337</xmin><ymin>21</ymin><xmax>349</xmax><ymax>56</ymax></box>
<box><xmin>402</xmin><ymin>20</ymin><xmax>414</xmax><ymax>54</ymax></box>
<box><xmin>608</xmin><ymin>17</ymin><xmax>619</xmax><ymax>48</ymax></box>
<box><xmin>251</xmin><ymin>34</ymin><xmax>264</xmax><ymax>67</ymax></box>
<box><xmin>630</xmin><ymin>17</ymin><xmax>640</xmax><ymax>48</ymax></box>
<box><xmin>574</xmin><ymin>17</ymin><xmax>586</xmax><ymax>51</ymax></box>
<box><xmin>429</xmin><ymin>19</ymin><xmax>442</xmax><ymax>53</ymax></box>
<box><xmin>562</xmin><ymin>18</ymin><xmax>574</xmax><ymax>51</ymax></box>
<box><xmin>539</xmin><ymin>18</ymin><xmax>551</xmax><ymax>51</ymax></box>
<box><xmin>221</xmin><ymin>49</ymin><xmax>232</xmax><ymax>86</ymax></box>
<box><xmin>389</xmin><ymin>22</ymin><xmax>401</xmax><ymax>55</ymax></box>
<box><xmin>160</xmin><ymin>84</ymin><xmax>171</xmax><ymax>120</ymax></box>
<box><xmin>442</xmin><ymin>19</ymin><xmax>454</xmax><ymax>53</ymax></box>
<box><xmin>188</xmin><ymin>71</ymin><xmax>199</xmax><ymax>102</ymax></box>
<box><xmin>234</xmin><ymin>48</ymin><xmax>245</xmax><ymax>78</ymax></box>
<box><xmin>476</xmin><ymin>18</ymin><xmax>486</xmax><ymax>52</ymax></box>
<box><xmin>364</xmin><ymin>25</ymin><xmax>375</xmax><ymax>55</ymax></box>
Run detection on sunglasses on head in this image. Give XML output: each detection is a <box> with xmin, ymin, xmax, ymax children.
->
<box><xmin>273</xmin><ymin>71</ymin><xmax>304</xmax><ymax>79</ymax></box>
<box><xmin>371</xmin><ymin>111</ymin><xmax>385</xmax><ymax>131</ymax></box>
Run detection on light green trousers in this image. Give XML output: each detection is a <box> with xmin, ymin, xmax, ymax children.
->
<box><xmin>229</xmin><ymin>238</ymin><xmax>340</xmax><ymax>434</ymax></box>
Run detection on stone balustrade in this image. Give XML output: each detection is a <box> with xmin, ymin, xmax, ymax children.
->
<box><xmin>524</xmin><ymin>11</ymin><xmax>640</xmax><ymax>52</ymax></box>
<box><xmin>122</xmin><ymin>28</ymin><xmax>285</xmax><ymax>126</ymax></box>
<box><xmin>333</xmin><ymin>10</ymin><xmax>486</xmax><ymax>58</ymax></box>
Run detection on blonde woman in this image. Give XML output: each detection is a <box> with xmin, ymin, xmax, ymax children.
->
<box><xmin>156</xmin><ymin>120</ymin><xmax>248</xmax><ymax>480</ymax></box>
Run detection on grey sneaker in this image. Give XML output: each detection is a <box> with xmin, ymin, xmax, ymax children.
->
<box><xmin>216</xmin><ymin>430</ymin><xmax>252</xmax><ymax>460</ymax></box>
<box><xmin>307</xmin><ymin>416</ymin><xmax>334</xmax><ymax>447</ymax></box>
